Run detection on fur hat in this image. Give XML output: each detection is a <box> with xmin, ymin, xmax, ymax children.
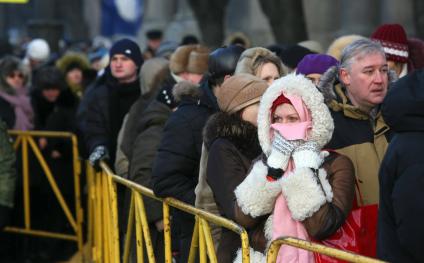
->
<box><xmin>235</xmin><ymin>47</ymin><xmax>285</xmax><ymax>76</ymax></box>
<box><xmin>326</xmin><ymin>34</ymin><xmax>365</xmax><ymax>60</ymax></box>
<box><xmin>258</xmin><ymin>73</ymin><xmax>334</xmax><ymax>155</ymax></box>
<box><xmin>224</xmin><ymin>31</ymin><xmax>252</xmax><ymax>48</ymax></box>
<box><xmin>169</xmin><ymin>44</ymin><xmax>209</xmax><ymax>75</ymax></box>
<box><xmin>216</xmin><ymin>73</ymin><xmax>268</xmax><ymax>113</ymax></box>
<box><xmin>296</xmin><ymin>54</ymin><xmax>339</xmax><ymax>75</ymax></box>
<box><xmin>371</xmin><ymin>24</ymin><xmax>409</xmax><ymax>63</ymax></box>
<box><xmin>109</xmin><ymin>38</ymin><xmax>143</xmax><ymax>69</ymax></box>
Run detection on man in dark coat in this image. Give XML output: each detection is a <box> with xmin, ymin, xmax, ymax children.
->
<box><xmin>83</xmin><ymin>38</ymin><xmax>143</xmax><ymax>168</ymax></box>
<box><xmin>126</xmin><ymin>81</ymin><xmax>199</xmax><ymax>263</ymax></box>
<box><xmin>120</xmin><ymin>44</ymin><xmax>210</xmax><ymax>170</ymax></box>
<box><xmin>151</xmin><ymin>45</ymin><xmax>245</xmax><ymax>262</ymax></box>
<box><xmin>378</xmin><ymin>69</ymin><xmax>424</xmax><ymax>263</ymax></box>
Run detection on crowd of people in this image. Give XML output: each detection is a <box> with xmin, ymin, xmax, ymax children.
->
<box><xmin>0</xmin><ymin>23</ymin><xmax>423</xmax><ymax>262</ymax></box>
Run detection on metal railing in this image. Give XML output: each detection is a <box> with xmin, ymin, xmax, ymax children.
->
<box><xmin>87</xmin><ymin>161</ymin><xmax>385</xmax><ymax>263</ymax></box>
<box><xmin>87</xmin><ymin>161</ymin><xmax>250</xmax><ymax>263</ymax></box>
<box><xmin>267</xmin><ymin>237</ymin><xmax>384</xmax><ymax>263</ymax></box>
<box><xmin>5</xmin><ymin>130</ymin><xmax>84</xmax><ymax>260</ymax></box>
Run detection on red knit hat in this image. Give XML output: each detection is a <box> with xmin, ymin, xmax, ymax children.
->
<box><xmin>371</xmin><ymin>24</ymin><xmax>409</xmax><ymax>63</ymax></box>
<box><xmin>271</xmin><ymin>93</ymin><xmax>292</xmax><ymax>116</ymax></box>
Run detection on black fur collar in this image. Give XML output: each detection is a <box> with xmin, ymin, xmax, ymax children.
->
<box><xmin>203</xmin><ymin>112</ymin><xmax>261</xmax><ymax>160</ymax></box>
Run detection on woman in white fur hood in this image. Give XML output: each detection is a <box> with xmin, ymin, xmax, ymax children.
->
<box><xmin>233</xmin><ymin>74</ymin><xmax>355</xmax><ymax>262</ymax></box>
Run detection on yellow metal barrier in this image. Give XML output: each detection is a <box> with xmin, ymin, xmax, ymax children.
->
<box><xmin>86</xmin><ymin>161</ymin><xmax>250</xmax><ymax>263</ymax></box>
<box><xmin>4</xmin><ymin>130</ymin><xmax>84</xmax><ymax>261</ymax></box>
<box><xmin>266</xmin><ymin>237</ymin><xmax>385</xmax><ymax>262</ymax></box>
<box><xmin>89</xmin><ymin>161</ymin><xmax>385</xmax><ymax>263</ymax></box>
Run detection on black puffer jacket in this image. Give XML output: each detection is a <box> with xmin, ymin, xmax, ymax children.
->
<box><xmin>83</xmin><ymin>76</ymin><xmax>140</xmax><ymax>164</ymax></box>
<box><xmin>204</xmin><ymin>112</ymin><xmax>262</xmax><ymax>263</ymax></box>
<box><xmin>152</xmin><ymin>80</ymin><xmax>219</xmax><ymax>204</ymax></box>
<box><xmin>151</xmin><ymin>80</ymin><xmax>218</xmax><ymax>263</ymax></box>
<box><xmin>378</xmin><ymin>69</ymin><xmax>424</xmax><ymax>263</ymax></box>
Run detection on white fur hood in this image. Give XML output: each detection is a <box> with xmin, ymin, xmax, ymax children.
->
<box><xmin>257</xmin><ymin>73</ymin><xmax>334</xmax><ymax>156</ymax></box>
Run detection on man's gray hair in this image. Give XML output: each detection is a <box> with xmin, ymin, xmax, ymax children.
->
<box><xmin>340</xmin><ymin>39</ymin><xmax>386</xmax><ymax>71</ymax></box>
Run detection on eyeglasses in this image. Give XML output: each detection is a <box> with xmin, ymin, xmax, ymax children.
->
<box><xmin>7</xmin><ymin>72</ymin><xmax>24</xmax><ymax>79</ymax></box>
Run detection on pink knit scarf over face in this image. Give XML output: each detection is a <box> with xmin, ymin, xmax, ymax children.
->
<box><xmin>271</xmin><ymin>94</ymin><xmax>314</xmax><ymax>263</ymax></box>
<box><xmin>270</xmin><ymin>94</ymin><xmax>312</xmax><ymax>141</ymax></box>
<box><xmin>0</xmin><ymin>89</ymin><xmax>34</xmax><ymax>130</ymax></box>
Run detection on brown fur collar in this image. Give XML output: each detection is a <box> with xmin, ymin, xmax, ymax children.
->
<box><xmin>203</xmin><ymin>112</ymin><xmax>261</xmax><ymax>159</ymax></box>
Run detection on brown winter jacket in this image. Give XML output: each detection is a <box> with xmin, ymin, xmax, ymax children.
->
<box><xmin>204</xmin><ymin>112</ymin><xmax>262</xmax><ymax>263</ymax></box>
<box><xmin>233</xmin><ymin>152</ymin><xmax>355</xmax><ymax>253</ymax></box>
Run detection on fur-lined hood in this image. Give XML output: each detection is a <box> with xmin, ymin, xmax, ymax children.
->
<box><xmin>235</xmin><ymin>47</ymin><xmax>287</xmax><ymax>77</ymax></box>
<box><xmin>56</xmin><ymin>52</ymin><xmax>90</xmax><ymax>73</ymax></box>
<box><xmin>139</xmin><ymin>57</ymin><xmax>169</xmax><ymax>96</ymax></box>
<box><xmin>258</xmin><ymin>73</ymin><xmax>334</xmax><ymax>155</ymax></box>
<box><xmin>0</xmin><ymin>56</ymin><xmax>29</xmax><ymax>94</ymax></box>
<box><xmin>172</xmin><ymin>80</ymin><xmax>201</xmax><ymax>103</ymax></box>
<box><xmin>203</xmin><ymin>112</ymin><xmax>261</xmax><ymax>159</ymax></box>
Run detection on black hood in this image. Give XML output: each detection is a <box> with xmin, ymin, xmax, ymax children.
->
<box><xmin>382</xmin><ymin>69</ymin><xmax>424</xmax><ymax>132</ymax></box>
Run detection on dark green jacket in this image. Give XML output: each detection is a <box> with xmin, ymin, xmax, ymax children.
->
<box><xmin>0</xmin><ymin>119</ymin><xmax>16</xmax><ymax>208</ymax></box>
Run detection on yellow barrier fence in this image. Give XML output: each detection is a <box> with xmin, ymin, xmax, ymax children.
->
<box><xmin>5</xmin><ymin>130</ymin><xmax>84</xmax><ymax>261</ymax></box>
<box><xmin>87</xmin><ymin>161</ymin><xmax>250</xmax><ymax>263</ymax></box>
<box><xmin>88</xmin><ymin>161</ymin><xmax>385</xmax><ymax>263</ymax></box>
<box><xmin>266</xmin><ymin>237</ymin><xmax>385</xmax><ymax>263</ymax></box>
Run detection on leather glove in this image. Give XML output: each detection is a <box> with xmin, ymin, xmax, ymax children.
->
<box><xmin>89</xmin><ymin>145</ymin><xmax>109</xmax><ymax>171</ymax></box>
<box><xmin>292</xmin><ymin>141</ymin><xmax>323</xmax><ymax>169</ymax></box>
<box><xmin>267</xmin><ymin>131</ymin><xmax>301</xmax><ymax>172</ymax></box>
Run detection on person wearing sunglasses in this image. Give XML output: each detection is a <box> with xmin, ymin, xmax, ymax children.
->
<box><xmin>0</xmin><ymin>55</ymin><xmax>33</xmax><ymax>130</ymax></box>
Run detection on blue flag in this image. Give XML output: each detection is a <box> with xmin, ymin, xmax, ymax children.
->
<box><xmin>101</xmin><ymin>0</ymin><xmax>143</xmax><ymax>37</ymax></box>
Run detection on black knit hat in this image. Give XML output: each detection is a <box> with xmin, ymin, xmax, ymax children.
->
<box><xmin>280</xmin><ymin>44</ymin><xmax>315</xmax><ymax>69</ymax></box>
<box><xmin>146</xmin><ymin>29</ymin><xmax>163</xmax><ymax>40</ymax></box>
<box><xmin>109</xmin><ymin>38</ymin><xmax>144</xmax><ymax>69</ymax></box>
<box><xmin>35</xmin><ymin>66</ymin><xmax>66</xmax><ymax>91</ymax></box>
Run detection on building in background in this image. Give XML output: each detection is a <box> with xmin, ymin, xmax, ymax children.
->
<box><xmin>0</xmin><ymin>0</ymin><xmax>422</xmax><ymax>53</ymax></box>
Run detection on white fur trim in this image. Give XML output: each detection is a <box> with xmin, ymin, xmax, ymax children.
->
<box><xmin>233</xmin><ymin>247</ymin><xmax>266</xmax><ymax>263</ymax></box>
<box><xmin>264</xmin><ymin>215</ymin><xmax>280</xmax><ymax>250</ymax></box>
<box><xmin>292</xmin><ymin>149</ymin><xmax>323</xmax><ymax>169</ymax></box>
<box><xmin>267</xmin><ymin>149</ymin><xmax>289</xmax><ymax>170</ymax></box>
<box><xmin>257</xmin><ymin>74</ymin><xmax>334</xmax><ymax>155</ymax></box>
<box><xmin>281</xmin><ymin>167</ymin><xmax>326</xmax><ymax>221</ymax></box>
<box><xmin>264</xmin><ymin>214</ymin><xmax>274</xmax><ymax>243</ymax></box>
<box><xmin>318</xmin><ymin>169</ymin><xmax>333</xmax><ymax>202</ymax></box>
<box><xmin>234</xmin><ymin>160</ymin><xmax>281</xmax><ymax>217</ymax></box>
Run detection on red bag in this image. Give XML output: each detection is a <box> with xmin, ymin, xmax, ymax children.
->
<box><xmin>314</xmin><ymin>182</ymin><xmax>378</xmax><ymax>263</ymax></box>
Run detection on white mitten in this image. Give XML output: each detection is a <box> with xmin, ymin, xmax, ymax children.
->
<box><xmin>234</xmin><ymin>160</ymin><xmax>281</xmax><ymax>217</ymax></box>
